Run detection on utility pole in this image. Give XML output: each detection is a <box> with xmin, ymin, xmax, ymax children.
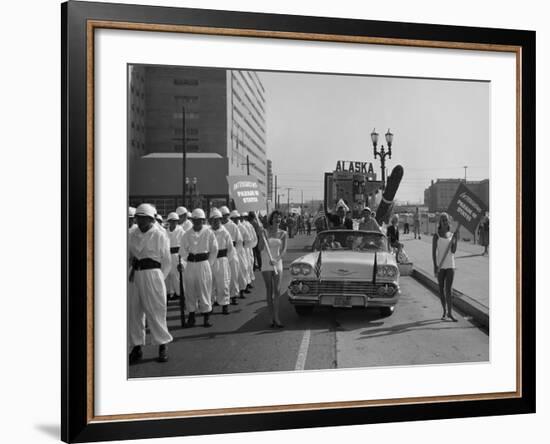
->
<box><xmin>285</xmin><ymin>188</ymin><xmax>292</xmax><ymax>214</ymax></box>
<box><xmin>246</xmin><ymin>155</ymin><xmax>250</xmax><ymax>176</ymax></box>
<box><xmin>181</xmin><ymin>105</ymin><xmax>186</xmax><ymax>207</ymax></box>
<box><xmin>464</xmin><ymin>166</ymin><xmax>468</xmax><ymax>182</ymax></box>
<box><xmin>274</xmin><ymin>175</ymin><xmax>278</xmax><ymax>209</ymax></box>
<box><xmin>301</xmin><ymin>190</ymin><xmax>303</xmax><ymax>213</ymax></box>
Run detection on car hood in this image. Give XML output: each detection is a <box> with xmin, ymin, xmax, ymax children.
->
<box><xmin>293</xmin><ymin>250</ymin><xmax>396</xmax><ymax>281</ymax></box>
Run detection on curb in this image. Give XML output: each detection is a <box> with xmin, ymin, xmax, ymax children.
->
<box><xmin>411</xmin><ymin>268</ymin><xmax>489</xmax><ymax>331</ymax></box>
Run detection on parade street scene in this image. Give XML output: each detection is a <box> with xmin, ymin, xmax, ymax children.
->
<box><xmin>127</xmin><ymin>65</ymin><xmax>490</xmax><ymax>377</ymax></box>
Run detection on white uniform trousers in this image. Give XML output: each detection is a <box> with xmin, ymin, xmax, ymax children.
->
<box><xmin>229</xmin><ymin>254</ymin><xmax>243</xmax><ymax>297</ymax></box>
<box><xmin>236</xmin><ymin>246</ymin><xmax>251</xmax><ymax>288</ymax></box>
<box><xmin>165</xmin><ymin>253</ymin><xmax>181</xmax><ymax>296</ymax></box>
<box><xmin>184</xmin><ymin>261</ymin><xmax>213</xmax><ymax>313</ymax></box>
<box><xmin>211</xmin><ymin>257</ymin><xmax>231</xmax><ymax>306</ymax></box>
<box><xmin>129</xmin><ymin>269</ymin><xmax>173</xmax><ymax>346</ymax></box>
<box><xmin>247</xmin><ymin>247</ymin><xmax>255</xmax><ymax>282</ymax></box>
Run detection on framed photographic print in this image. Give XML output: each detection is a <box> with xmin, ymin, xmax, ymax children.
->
<box><xmin>62</xmin><ymin>1</ymin><xmax>535</xmax><ymax>442</ymax></box>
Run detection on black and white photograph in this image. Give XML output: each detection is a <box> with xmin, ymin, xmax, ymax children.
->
<box><xmin>127</xmin><ymin>64</ymin><xmax>490</xmax><ymax>378</ymax></box>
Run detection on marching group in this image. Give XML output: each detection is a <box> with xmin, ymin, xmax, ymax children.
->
<box><xmin>127</xmin><ymin>203</ymin><xmax>287</xmax><ymax>365</ymax></box>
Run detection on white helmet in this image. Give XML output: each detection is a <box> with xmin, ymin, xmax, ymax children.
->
<box><xmin>176</xmin><ymin>206</ymin><xmax>188</xmax><ymax>216</ymax></box>
<box><xmin>219</xmin><ymin>206</ymin><xmax>231</xmax><ymax>215</ymax></box>
<box><xmin>210</xmin><ymin>208</ymin><xmax>222</xmax><ymax>219</ymax></box>
<box><xmin>135</xmin><ymin>203</ymin><xmax>156</xmax><ymax>219</ymax></box>
<box><xmin>128</xmin><ymin>206</ymin><xmax>136</xmax><ymax>217</ymax></box>
<box><xmin>241</xmin><ymin>211</ymin><xmax>249</xmax><ymax>218</ymax></box>
<box><xmin>155</xmin><ymin>214</ymin><xmax>163</xmax><ymax>222</ymax></box>
<box><xmin>167</xmin><ymin>212</ymin><xmax>179</xmax><ymax>221</ymax></box>
<box><xmin>230</xmin><ymin>210</ymin><xmax>241</xmax><ymax>218</ymax></box>
<box><xmin>191</xmin><ymin>208</ymin><xmax>206</xmax><ymax>219</ymax></box>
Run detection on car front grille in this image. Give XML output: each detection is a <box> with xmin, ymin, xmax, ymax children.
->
<box><xmin>291</xmin><ymin>280</ymin><xmax>397</xmax><ymax>298</ymax></box>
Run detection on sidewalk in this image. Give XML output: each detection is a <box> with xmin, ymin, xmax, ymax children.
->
<box><xmin>401</xmin><ymin>233</ymin><xmax>490</xmax><ymax>328</ymax></box>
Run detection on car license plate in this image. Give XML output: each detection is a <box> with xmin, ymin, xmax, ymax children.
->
<box><xmin>333</xmin><ymin>295</ymin><xmax>353</xmax><ymax>307</ymax></box>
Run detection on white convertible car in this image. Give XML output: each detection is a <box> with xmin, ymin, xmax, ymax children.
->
<box><xmin>287</xmin><ymin>230</ymin><xmax>401</xmax><ymax>317</ymax></box>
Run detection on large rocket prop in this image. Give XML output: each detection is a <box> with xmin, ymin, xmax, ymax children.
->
<box><xmin>375</xmin><ymin>165</ymin><xmax>404</xmax><ymax>225</ymax></box>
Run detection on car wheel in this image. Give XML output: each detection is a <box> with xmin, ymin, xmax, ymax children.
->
<box><xmin>295</xmin><ymin>305</ymin><xmax>314</xmax><ymax>316</ymax></box>
<box><xmin>379</xmin><ymin>306</ymin><xmax>395</xmax><ymax>317</ymax></box>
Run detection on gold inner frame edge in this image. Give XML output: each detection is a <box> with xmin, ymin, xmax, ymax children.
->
<box><xmin>85</xmin><ymin>19</ymin><xmax>523</xmax><ymax>423</ymax></box>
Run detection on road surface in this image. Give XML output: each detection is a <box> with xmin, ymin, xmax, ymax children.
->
<box><xmin>129</xmin><ymin>232</ymin><xmax>488</xmax><ymax>378</ymax></box>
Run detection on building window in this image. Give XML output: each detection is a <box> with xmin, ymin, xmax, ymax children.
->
<box><xmin>174</xmin><ymin>95</ymin><xmax>199</xmax><ymax>104</ymax></box>
<box><xmin>173</xmin><ymin>112</ymin><xmax>199</xmax><ymax>120</ymax></box>
<box><xmin>173</xmin><ymin>78</ymin><xmax>199</xmax><ymax>86</ymax></box>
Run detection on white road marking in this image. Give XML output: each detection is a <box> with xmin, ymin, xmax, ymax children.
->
<box><xmin>295</xmin><ymin>329</ymin><xmax>311</xmax><ymax>371</ymax></box>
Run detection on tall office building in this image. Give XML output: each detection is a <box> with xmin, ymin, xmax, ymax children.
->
<box><xmin>128</xmin><ymin>65</ymin><xmax>267</xmax><ymax>216</ymax></box>
<box><xmin>266</xmin><ymin>159</ymin><xmax>273</xmax><ymax>203</ymax></box>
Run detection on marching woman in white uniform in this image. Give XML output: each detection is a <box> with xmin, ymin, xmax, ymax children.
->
<box><xmin>165</xmin><ymin>212</ymin><xmax>184</xmax><ymax>300</ymax></box>
<box><xmin>209</xmin><ymin>208</ymin><xmax>234</xmax><ymax>315</ymax></box>
<box><xmin>242</xmin><ymin>213</ymin><xmax>258</xmax><ymax>289</ymax></box>
<box><xmin>221</xmin><ymin>207</ymin><xmax>246</xmax><ymax>305</ymax></box>
<box><xmin>128</xmin><ymin>206</ymin><xmax>136</xmax><ymax>229</ymax></box>
<box><xmin>128</xmin><ymin>203</ymin><xmax>173</xmax><ymax>364</ymax></box>
<box><xmin>242</xmin><ymin>212</ymin><xmax>258</xmax><ymax>289</ymax></box>
<box><xmin>258</xmin><ymin>210</ymin><xmax>287</xmax><ymax>328</ymax></box>
<box><xmin>231</xmin><ymin>211</ymin><xmax>252</xmax><ymax>298</ymax></box>
<box><xmin>176</xmin><ymin>206</ymin><xmax>193</xmax><ymax>232</ymax></box>
<box><xmin>180</xmin><ymin>208</ymin><xmax>218</xmax><ymax>327</ymax></box>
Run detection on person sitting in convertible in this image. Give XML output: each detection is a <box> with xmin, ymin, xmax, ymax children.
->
<box><xmin>320</xmin><ymin>234</ymin><xmax>342</xmax><ymax>250</ymax></box>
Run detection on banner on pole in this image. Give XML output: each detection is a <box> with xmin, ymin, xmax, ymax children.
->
<box><xmin>227</xmin><ymin>176</ymin><xmax>266</xmax><ymax>213</ymax></box>
<box><xmin>446</xmin><ymin>183</ymin><xmax>488</xmax><ymax>234</ymax></box>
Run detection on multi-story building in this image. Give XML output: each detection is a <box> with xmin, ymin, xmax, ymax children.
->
<box><xmin>266</xmin><ymin>159</ymin><xmax>273</xmax><ymax>203</ymax></box>
<box><xmin>128</xmin><ymin>65</ymin><xmax>267</xmax><ymax>216</ymax></box>
<box><xmin>424</xmin><ymin>178</ymin><xmax>489</xmax><ymax>213</ymax></box>
<box><xmin>128</xmin><ymin>65</ymin><xmax>147</xmax><ymax>161</ymax></box>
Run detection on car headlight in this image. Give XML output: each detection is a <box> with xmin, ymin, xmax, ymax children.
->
<box><xmin>290</xmin><ymin>282</ymin><xmax>311</xmax><ymax>294</ymax></box>
<box><xmin>377</xmin><ymin>265</ymin><xmax>397</xmax><ymax>278</ymax></box>
<box><xmin>291</xmin><ymin>263</ymin><xmax>313</xmax><ymax>276</ymax></box>
<box><xmin>376</xmin><ymin>284</ymin><xmax>397</xmax><ymax>296</ymax></box>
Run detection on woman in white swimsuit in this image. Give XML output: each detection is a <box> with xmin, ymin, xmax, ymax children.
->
<box><xmin>258</xmin><ymin>210</ymin><xmax>287</xmax><ymax>328</ymax></box>
<box><xmin>432</xmin><ymin>212</ymin><xmax>459</xmax><ymax>321</ymax></box>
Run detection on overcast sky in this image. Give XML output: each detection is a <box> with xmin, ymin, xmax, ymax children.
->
<box><xmin>258</xmin><ymin>71</ymin><xmax>490</xmax><ymax>205</ymax></box>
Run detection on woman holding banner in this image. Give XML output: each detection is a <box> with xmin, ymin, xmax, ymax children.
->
<box><xmin>432</xmin><ymin>212</ymin><xmax>459</xmax><ymax>322</ymax></box>
<box><xmin>258</xmin><ymin>210</ymin><xmax>287</xmax><ymax>329</ymax></box>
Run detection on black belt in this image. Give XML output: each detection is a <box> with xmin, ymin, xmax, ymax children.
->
<box><xmin>170</xmin><ymin>247</ymin><xmax>180</xmax><ymax>254</ymax></box>
<box><xmin>187</xmin><ymin>252</ymin><xmax>209</xmax><ymax>262</ymax></box>
<box><xmin>217</xmin><ymin>249</ymin><xmax>228</xmax><ymax>258</ymax></box>
<box><xmin>133</xmin><ymin>258</ymin><xmax>161</xmax><ymax>270</ymax></box>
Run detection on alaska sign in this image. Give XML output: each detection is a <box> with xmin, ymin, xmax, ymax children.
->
<box><xmin>335</xmin><ymin>161</ymin><xmax>375</xmax><ymax>174</ymax></box>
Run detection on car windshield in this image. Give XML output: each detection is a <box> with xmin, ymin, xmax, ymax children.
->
<box><xmin>312</xmin><ymin>231</ymin><xmax>388</xmax><ymax>252</ymax></box>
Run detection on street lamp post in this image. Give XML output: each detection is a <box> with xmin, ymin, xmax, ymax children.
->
<box><xmin>371</xmin><ymin>128</ymin><xmax>394</xmax><ymax>188</ymax></box>
<box><xmin>192</xmin><ymin>177</ymin><xmax>198</xmax><ymax>208</ymax></box>
<box><xmin>181</xmin><ymin>105</ymin><xmax>187</xmax><ymax>207</ymax></box>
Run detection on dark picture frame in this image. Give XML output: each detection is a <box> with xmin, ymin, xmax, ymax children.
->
<box><xmin>62</xmin><ymin>1</ymin><xmax>536</xmax><ymax>442</ymax></box>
